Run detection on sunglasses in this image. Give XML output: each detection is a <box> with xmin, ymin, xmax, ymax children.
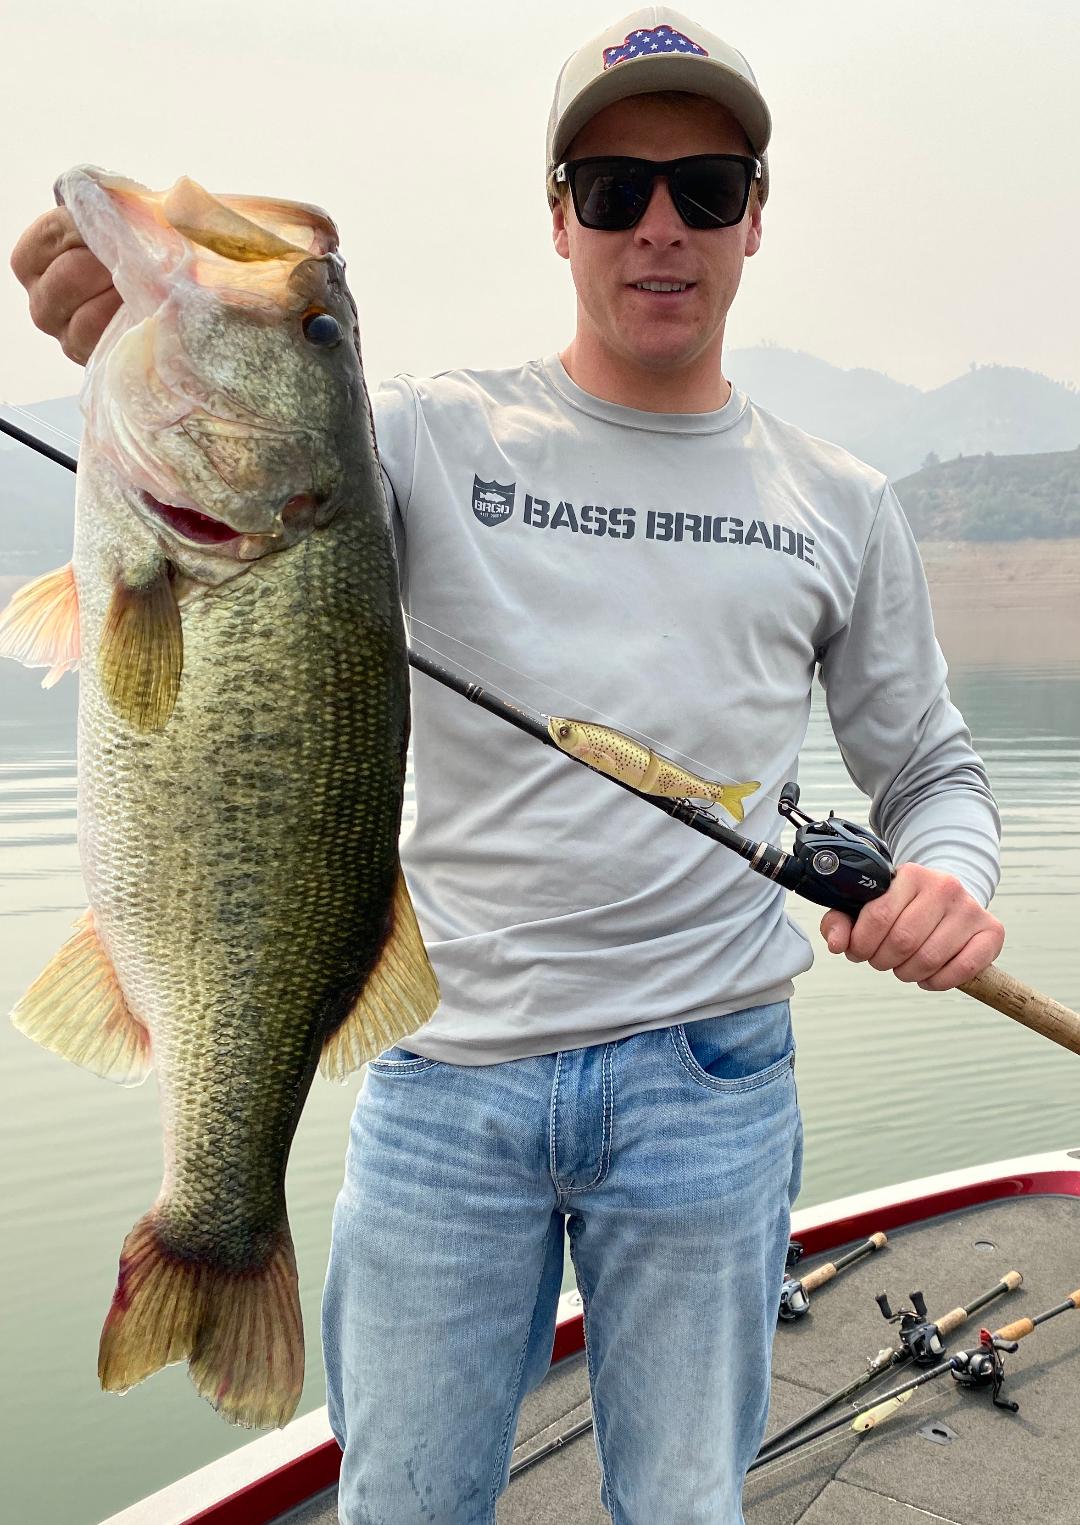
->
<box><xmin>555</xmin><ymin>154</ymin><xmax>761</xmax><ymax>232</ymax></box>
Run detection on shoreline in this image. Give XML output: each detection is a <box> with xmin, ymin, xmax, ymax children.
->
<box><xmin>920</xmin><ymin>538</ymin><xmax>1080</xmax><ymax>668</ymax></box>
<box><xmin>4</xmin><ymin>538</ymin><xmax>1080</xmax><ymax>672</ymax></box>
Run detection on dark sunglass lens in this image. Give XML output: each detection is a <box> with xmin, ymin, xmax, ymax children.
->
<box><xmin>672</xmin><ymin>159</ymin><xmax>750</xmax><ymax>229</ymax></box>
<box><xmin>574</xmin><ymin>162</ymin><xmax>648</xmax><ymax>230</ymax></box>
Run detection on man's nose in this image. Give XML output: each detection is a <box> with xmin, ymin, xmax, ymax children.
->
<box><xmin>633</xmin><ymin>177</ymin><xmax>686</xmax><ymax>246</ymax></box>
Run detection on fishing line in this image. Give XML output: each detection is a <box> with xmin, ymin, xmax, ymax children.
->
<box><xmin>0</xmin><ymin>402</ymin><xmax>783</xmax><ymax>812</ymax></box>
<box><xmin>406</xmin><ymin>630</ymin><xmax>559</xmax><ymax>723</ymax></box>
<box><xmin>1</xmin><ymin>402</ymin><xmax>82</xmax><ymax>450</ymax></box>
<box><xmin>747</xmin><ymin>1375</ymin><xmax>945</xmax><ymax>1483</ymax></box>
<box><xmin>405</xmin><ymin>611</ymin><xmax>787</xmax><ymax>811</ymax></box>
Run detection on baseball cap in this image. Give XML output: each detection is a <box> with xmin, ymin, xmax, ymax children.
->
<box><xmin>546</xmin><ymin>7</ymin><xmax>771</xmax><ymax>205</ymax></box>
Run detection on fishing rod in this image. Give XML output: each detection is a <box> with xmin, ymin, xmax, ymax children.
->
<box><xmin>748</xmin><ymin>1286</ymin><xmax>1080</xmax><ymax>1475</ymax></box>
<box><xmin>508</xmin><ymin>1267</ymin><xmax>1024</xmax><ymax>1478</ymax></box>
<box><xmin>410</xmin><ymin>646</ymin><xmax>1080</xmax><ymax>1056</ymax></box>
<box><xmin>760</xmin><ymin>1268</ymin><xmax>1023</xmax><ymax>1453</ymax></box>
<box><xmin>5</xmin><ymin>412</ymin><xmax>1080</xmax><ymax>1057</ymax></box>
<box><xmin>778</xmin><ymin>1230</ymin><xmax>888</xmax><ymax>1321</ymax></box>
<box><xmin>0</xmin><ymin>413</ymin><xmax>79</xmax><ymax>471</ymax></box>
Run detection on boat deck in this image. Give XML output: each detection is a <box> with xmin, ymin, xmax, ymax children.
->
<box><xmin>280</xmin><ymin>1190</ymin><xmax>1080</xmax><ymax>1524</ymax></box>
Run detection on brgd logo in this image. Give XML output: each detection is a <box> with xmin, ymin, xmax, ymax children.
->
<box><xmin>602</xmin><ymin>25</ymin><xmax>708</xmax><ymax>69</ymax></box>
<box><xmin>471</xmin><ymin>476</ymin><xmax>516</xmax><ymax>527</ymax></box>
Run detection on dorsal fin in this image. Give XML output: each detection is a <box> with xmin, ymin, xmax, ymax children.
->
<box><xmin>162</xmin><ymin>178</ymin><xmax>305</xmax><ymax>263</ymax></box>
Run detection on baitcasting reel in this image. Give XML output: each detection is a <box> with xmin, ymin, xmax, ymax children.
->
<box><xmin>780</xmin><ymin>1233</ymin><xmax>889</xmax><ymax>1322</ymax></box>
<box><xmin>876</xmin><ymin>1289</ymin><xmax>947</xmax><ymax>1366</ymax></box>
<box><xmin>776</xmin><ymin>783</ymin><xmax>895</xmax><ymax>913</ymax></box>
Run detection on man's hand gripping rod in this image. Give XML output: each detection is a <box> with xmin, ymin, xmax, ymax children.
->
<box><xmin>771</xmin><ymin>782</ymin><xmax>1080</xmax><ymax>1056</ymax></box>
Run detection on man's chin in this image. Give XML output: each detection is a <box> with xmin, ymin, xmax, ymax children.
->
<box><xmin>617</xmin><ymin>336</ymin><xmax>713</xmax><ymax>375</ymax></box>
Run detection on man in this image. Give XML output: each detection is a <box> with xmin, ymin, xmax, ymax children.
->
<box><xmin>12</xmin><ymin>9</ymin><xmax>1004</xmax><ymax>1522</ymax></box>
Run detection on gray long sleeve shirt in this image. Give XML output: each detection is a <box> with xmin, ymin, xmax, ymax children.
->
<box><xmin>372</xmin><ymin>354</ymin><xmax>1000</xmax><ymax>1064</ymax></box>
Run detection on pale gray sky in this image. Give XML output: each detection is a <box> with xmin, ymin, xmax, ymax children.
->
<box><xmin>1</xmin><ymin>0</ymin><xmax>1077</xmax><ymax>405</ymax></box>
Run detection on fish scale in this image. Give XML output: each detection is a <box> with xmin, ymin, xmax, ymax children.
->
<box><xmin>75</xmin><ymin>450</ymin><xmax>407</xmax><ymax>1265</ymax></box>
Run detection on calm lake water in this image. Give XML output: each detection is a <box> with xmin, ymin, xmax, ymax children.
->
<box><xmin>1</xmin><ymin>651</ymin><xmax>1078</xmax><ymax>1525</ymax></box>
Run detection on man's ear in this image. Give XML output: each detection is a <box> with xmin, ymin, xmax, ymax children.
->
<box><xmin>552</xmin><ymin>200</ymin><xmax>570</xmax><ymax>261</ymax></box>
<box><xmin>744</xmin><ymin>200</ymin><xmax>762</xmax><ymax>258</ymax></box>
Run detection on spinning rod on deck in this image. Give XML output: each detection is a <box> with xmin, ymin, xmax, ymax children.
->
<box><xmin>4</xmin><ymin>411</ymin><xmax>1080</xmax><ymax>1057</ymax></box>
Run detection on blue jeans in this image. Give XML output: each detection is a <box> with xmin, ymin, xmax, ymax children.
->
<box><xmin>322</xmin><ymin>1000</ymin><xmax>803</xmax><ymax>1525</ymax></box>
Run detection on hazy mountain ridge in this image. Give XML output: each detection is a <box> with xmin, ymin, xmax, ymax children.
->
<box><xmin>728</xmin><ymin>348</ymin><xmax>1080</xmax><ymax>480</ymax></box>
<box><xmin>894</xmin><ymin>448</ymin><xmax>1080</xmax><ymax>541</ymax></box>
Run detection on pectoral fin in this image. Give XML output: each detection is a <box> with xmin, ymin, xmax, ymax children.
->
<box><xmin>320</xmin><ymin>869</ymin><xmax>440</xmax><ymax>1081</ymax></box>
<box><xmin>99</xmin><ymin>567</ymin><xmax>183</xmax><ymax>731</ymax></box>
<box><xmin>0</xmin><ymin>562</ymin><xmax>80</xmax><ymax>686</ymax></box>
<box><xmin>12</xmin><ymin>909</ymin><xmax>151</xmax><ymax>1084</ymax></box>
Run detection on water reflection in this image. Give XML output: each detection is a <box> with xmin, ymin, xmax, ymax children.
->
<box><xmin>0</xmin><ymin>651</ymin><xmax>1078</xmax><ymax>1525</ymax></box>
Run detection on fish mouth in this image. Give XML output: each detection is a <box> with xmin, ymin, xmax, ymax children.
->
<box><xmin>141</xmin><ymin>492</ymin><xmax>245</xmax><ymax>545</ymax></box>
<box><xmin>139</xmin><ymin>491</ymin><xmax>325</xmax><ymax>551</ymax></box>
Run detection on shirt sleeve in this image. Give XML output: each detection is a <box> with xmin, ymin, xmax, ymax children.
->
<box><xmin>370</xmin><ymin>375</ymin><xmax>420</xmax><ymax>571</ymax></box>
<box><xmin>817</xmin><ymin>484</ymin><xmax>1001</xmax><ymax>906</ymax></box>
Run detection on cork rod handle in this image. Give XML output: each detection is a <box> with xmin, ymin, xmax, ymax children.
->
<box><xmin>801</xmin><ymin>1263</ymin><xmax>838</xmax><ymax>1292</ymax></box>
<box><xmin>995</xmin><ymin>1290</ymin><xmax>1079</xmax><ymax>1343</ymax></box>
<box><xmin>995</xmin><ymin>1316</ymin><xmax>1036</xmax><ymax>1341</ymax></box>
<box><xmin>936</xmin><ymin>1271</ymin><xmax>1022</xmax><ymax>1336</ymax></box>
<box><xmin>958</xmin><ymin>964</ymin><xmax>1080</xmax><ymax>1057</ymax></box>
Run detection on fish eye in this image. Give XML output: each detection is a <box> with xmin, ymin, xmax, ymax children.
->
<box><xmin>301</xmin><ymin>310</ymin><xmax>342</xmax><ymax>347</ymax></box>
<box><xmin>557</xmin><ymin>724</ymin><xmax>571</xmax><ymax>739</ymax></box>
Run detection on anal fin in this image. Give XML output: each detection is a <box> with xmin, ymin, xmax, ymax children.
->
<box><xmin>0</xmin><ymin>562</ymin><xmax>80</xmax><ymax>686</ymax></box>
<box><xmin>12</xmin><ymin>909</ymin><xmax>152</xmax><ymax>1084</ymax></box>
<box><xmin>320</xmin><ymin>868</ymin><xmax>440</xmax><ymax>1081</ymax></box>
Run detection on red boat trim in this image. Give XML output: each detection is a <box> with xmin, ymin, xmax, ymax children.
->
<box><xmin>181</xmin><ymin>1441</ymin><xmax>342</xmax><ymax>1525</ymax></box>
<box><xmin>789</xmin><ymin>1168</ymin><xmax>1080</xmax><ymax>1259</ymax></box>
<box><xmin>171</xmin><ymin>1162</ymin><xmax>1079</xmax><ymax>1525</ymax></box>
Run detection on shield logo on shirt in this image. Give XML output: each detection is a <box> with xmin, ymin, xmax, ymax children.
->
<box><xmin>471</xmin><ymin>476</ymin><xmax>516</xmax><ymax>526</ymax></box>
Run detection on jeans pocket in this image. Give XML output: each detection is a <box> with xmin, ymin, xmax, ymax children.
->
<box><xmin>671</xmin><ymin>1001</ymin><xmax>796</xmax><ymax>1094</ymax></box>
<box><xmin>366</xmin><ymin>1043</ymin><xmax>441</xmax><ymax>1075</ymax></box>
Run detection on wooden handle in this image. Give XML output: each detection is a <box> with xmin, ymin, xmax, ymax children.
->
<box><xmin>801</xmin><ymin>1262</ymin><xmax>837</xmax><ymax>1291</ymax></box>
<box><xmin>869</xmin><ymin>1232</ymin><xmax>888</xmax><ymax>1249</ymax></box>
<box><xmin>958</xmin><ymin>964</ymin><xmax>1080</xmax><ymax>1056</ymax></box>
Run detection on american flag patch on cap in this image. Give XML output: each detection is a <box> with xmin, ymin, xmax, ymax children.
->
<box><xmin>603</xmin><ymin>23</ymin><xmax>709</xmax><ymax>69</ymax></box>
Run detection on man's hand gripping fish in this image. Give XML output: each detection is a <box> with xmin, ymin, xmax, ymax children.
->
<box><xmin>0</xmin><ymin>167</ymin><xmax>439</xmax><ymax>1429</ymax></box>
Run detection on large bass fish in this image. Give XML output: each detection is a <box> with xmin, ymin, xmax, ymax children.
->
<box><xmin>0</xmin><ymin>166</ymin><xmax>438</xmax><ymax>1428</ymax></box>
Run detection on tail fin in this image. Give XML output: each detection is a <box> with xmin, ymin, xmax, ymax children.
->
<box><xmin>712</xmin><ymin>779</ymin><xmax>760</xmax><ymax>824</ymax></box>
<box><xmin>98</xmin><ymin>1209</ymin><xmax>303</xmax><ymax>1429</ymax></box>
